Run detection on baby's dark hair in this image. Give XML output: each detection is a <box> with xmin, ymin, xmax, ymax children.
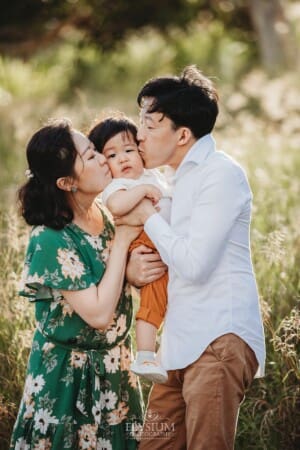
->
<box><xmin>88</xmin><ymin>113</ymin><xmax>138</xmax><ymax>152</ymax></box>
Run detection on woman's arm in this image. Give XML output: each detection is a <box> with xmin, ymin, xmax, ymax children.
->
<box><xmin>60</xmin><ymin>225</ymin><xmax>142</xmax><ymax>330</ymax></box>
<box><xmin>107</xmin><ymin>184</ymin><xmax>162</xmax><ymax>216</ymax></box>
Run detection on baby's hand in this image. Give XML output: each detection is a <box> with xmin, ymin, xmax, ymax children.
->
<box><xmin>144</xmin><ymin>185</ymin><xmax>162</xmax><ymax>205</ymax></box>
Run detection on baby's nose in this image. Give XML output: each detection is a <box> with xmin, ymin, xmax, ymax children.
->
<box><xmin>119</xmin><ymin>152</ymin><xmax>129</xmax><ymax>161</ymax></box>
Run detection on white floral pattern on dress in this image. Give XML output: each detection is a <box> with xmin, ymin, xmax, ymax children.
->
<box><xmin>11</xmin><ymin>212</ymin><xmax>143</xmax><ymax>449</ymax></box>
<box><xmin>33</xmin><ymin>438</ymin><xmax>51</xmax><ymax>450</ymax></box>
<box><xmin>100</xmin><ymin>390</ymin><xmax>118</xmax><ymax>411</ymax></box>
<box><xmin>34</xmin><ymin>408</ymin><xmax>58</xmax><ymax>434</ymax></box>
<box><xmin>24</xmin><ymin>401</ymin><xmax>35</xmax><ymax>419</ymax></box>
<box><xmin>19</xmin><ymin>267</ymin><xmax>44</xmax><ymax>294</ymax></box>
<box><xmin>120</xmin><ymin>345</ymin><xmax>131</xmax><ymax>371</ymax></box>
<box><xmin>78</xmin><ymin>424</ymin><xmax>97</xmax><ymax>449</ymax></box>
<box><xmin>42</xmin><ymin>342</ymin><xmax>55</xmax><ymax>353</ymax></box>
<box><xmin>24</xmin><ymin>374</ymin><xmax>45</xmax><ymax>396</ymax></box>
<box><xmin>107</xmin><ymin>401</ymin><xmax>129</xmax><ymax>426</ymax></box>
<box><xmin>128</xmin><ymin>370</ymin><xmax>138</xmax><ymax>389</ymax></box>
<box><xmin>59</xmin><ymin>298</ymin><xmax>74</xmax><ymax>317</ymax></box>
<box><xmin>115</xmin><ymin>314</ymin><xmax>127</xmax><ymax>336</ymax></box>
<box><xmin>56</xmin><ymin>248</ymin><xmax>85</xmax><ymax>281</ymax></box>
<box><xmin>103</xmin><ymin>347</ymin><xmax>120</xmax><ymax>373</ymax></box>
<box><xmin>31</xmin><ymin>226</ymin><xmax>46</xmax><ymax>237</ymax></box>
<box><xmin>31</xmin><ymin>375</ymin><xmax>45</xmax><ymax>394</ymax></box>
<box><xmin>85</xmin><ymin>235</ymin><xmax>104</xmax><ymax>251</ymax></box>
<box><xmin>97</xmin><ymin>437</ymin><xmax>112</xmax><ymax>450</ymax></box>
<box><xmin>15</xmin><ymin>437</ymin><xmax>30</xmax><ymax>450</ymax></box>
<box><xmin>92</xmin><ymin>400</ymin><xmax>101</xmax><ymax>424</ymax></box>
<box><xmin>106</xmin><ymin>328</ymin><xmax>117</xmax><ymax>344</ymax></box>
<box><xmin>70</xmin><ymin>351</ymin><xmax>87</xmax><ymax>369</ymax></box>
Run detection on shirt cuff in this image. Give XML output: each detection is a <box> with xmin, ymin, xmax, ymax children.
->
<box><xmin>144</xmin><ymin>213</ymin><xmax>170</xmax><ymax>246</ymax></box>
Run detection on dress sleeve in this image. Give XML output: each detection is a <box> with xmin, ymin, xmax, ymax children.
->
<box><xmin>19</xmin><ymin>226</ymin><xmax>96</xmax><ymax>301</ymax></box>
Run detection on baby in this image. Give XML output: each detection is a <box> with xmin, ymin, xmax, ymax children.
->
<box><xmin>88</xmin><ymin>114</ymin><xmax>172</xmax><ymax>384</ymax></box>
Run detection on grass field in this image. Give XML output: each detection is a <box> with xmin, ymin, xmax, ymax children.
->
<box><xmin>0</xmin><ymin>32</ymin><xmax>299</xmax><ymax>449</ymax></box>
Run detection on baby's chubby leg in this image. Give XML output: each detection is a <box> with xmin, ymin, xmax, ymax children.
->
<box><xmin>131</xmin><ymin>319</ymin><xmax>168</xmax><ymax>384</ymax></box>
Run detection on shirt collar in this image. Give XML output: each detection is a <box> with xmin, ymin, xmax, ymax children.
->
<box><xmin>175</xmin><ymin>133</ymin><xmax>216</xmax><ymax>180</ymax></box>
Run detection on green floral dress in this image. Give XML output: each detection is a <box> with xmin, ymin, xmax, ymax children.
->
<box><xmin>10</xmin><ymin>208</ymin><xmax>143</xmax><ymax>450</ymax></box>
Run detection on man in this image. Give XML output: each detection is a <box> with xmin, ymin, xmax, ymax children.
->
<box><xmin>125</xmin><ymin>66</ymin><xmax>265</xmax><ymax>449</ymax></box>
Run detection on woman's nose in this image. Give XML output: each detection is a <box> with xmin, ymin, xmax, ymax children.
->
<box><xmin>137</xmin><ymin>126</ymin><xmax>145</xmax><ymax>141</ymax></box>
<box><xmin>98</xmin><ymin>153</ymin><xmax>107</xmax><ymax>164</ymax></box>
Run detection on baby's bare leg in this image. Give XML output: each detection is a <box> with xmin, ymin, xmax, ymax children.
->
<box><xmin>136</xmin><ymin>319</ymin><xmax>157</xmax><ymax>351</ymax></box>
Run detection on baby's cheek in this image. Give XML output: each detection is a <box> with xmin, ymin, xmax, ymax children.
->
<box><xmin>108</xmin><ymin>162</ymin><xmax>120</xmax><ymax>178</ymax></box>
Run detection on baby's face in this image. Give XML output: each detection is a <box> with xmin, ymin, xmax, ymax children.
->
<box><xmin>102</xmin><ymin>131</ymin><xmax>144</xmax><ymax>179</ymax></box>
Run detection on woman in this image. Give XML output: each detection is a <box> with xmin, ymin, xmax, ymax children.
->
<box><xmin>10</xmin><ymin>119</ymin><xmax>143</xmax><ymax>449</ymax></box>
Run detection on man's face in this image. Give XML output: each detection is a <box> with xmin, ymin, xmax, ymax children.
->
<box><xmin>137</xmin><ymin>100</ymin><xmax>180</xmax><ymax>169</ymax></box>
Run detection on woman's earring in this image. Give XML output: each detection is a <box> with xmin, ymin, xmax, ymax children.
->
<box><xmin>71</xmin><ymin>186</ymin><xmax>77</xmax><ymax>193</ymax></box>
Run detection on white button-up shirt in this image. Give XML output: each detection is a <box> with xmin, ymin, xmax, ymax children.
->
<box><xmin>144</xmin><ymin>134</ymin><xmax>265</xmax><ymax>376</ymax></box>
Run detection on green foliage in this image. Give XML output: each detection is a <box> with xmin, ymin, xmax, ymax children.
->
<box><xmin>0</xmin><ymin>211</ymin><xmax>34</xmax><ymax>449</ymax></box>
<box><xmin>0</xmin><ymin>20</ymin><xmax>299</xmax><ymax>448</ymax></box>
<box><xmin>0</xmin><ymin>0</ymin><xmax>253</xmax><ymax>57</ymax></box>
<box><xmin>236</xmin><ymin>307</ymin><xmax>300</xmax><ymax>449</ymax></box>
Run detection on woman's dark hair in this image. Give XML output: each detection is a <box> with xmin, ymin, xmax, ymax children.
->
<box><xmin>18</xmin><ymin>119</ymin><xmax>77</xmax><ymax>229</ymax></box>
<box><xmin>137</xmin><ymin>65</ymin><xmax>219</xmax><ymax>139</ymax></box>
<box><xmin>88</xmin><ymin>113</ymin><xmax>138</xmax><ymax>152</ymax></box>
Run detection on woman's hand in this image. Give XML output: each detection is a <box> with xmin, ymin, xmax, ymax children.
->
<box><xmin>114</xmin><ymin>224</ymin><xmax>143</xmax><ymax>246</ymax></box>
<box><xmin>126</xmin><ymin>245</ymin><xmax>167</xmax><ymax>287</ymax></box>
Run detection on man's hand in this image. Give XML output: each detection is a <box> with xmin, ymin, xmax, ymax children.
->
<box><xmin>126</xmin><ymin>245</ymin><xmax>167</xmax><ymax>287</ymax></box>
<box><xmin>114</xmin><ymin>198</ymin><xmax>157</xmax><ymax>226</ymax></box>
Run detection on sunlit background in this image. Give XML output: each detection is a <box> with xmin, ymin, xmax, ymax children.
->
<box><xmin>0</xmin><ymin>1</ymin><xmax>299</xmax><ymax>448</ymax></box>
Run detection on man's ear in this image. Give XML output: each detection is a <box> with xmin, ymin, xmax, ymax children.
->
<box><xmin>177</xmin><ymin>127</ymin><xmax>193</xmax><ymax>146</ymax></box>
<box><xmin>56</xmin><ymin>176</ymin><xmax>72</xmax><ymax>192</ymax></box>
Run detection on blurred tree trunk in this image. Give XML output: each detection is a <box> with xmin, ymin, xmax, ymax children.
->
<box><xmin>247</xmin><ymin>0</ymin><xmax>298</xmax><ymax>74</ymax></box>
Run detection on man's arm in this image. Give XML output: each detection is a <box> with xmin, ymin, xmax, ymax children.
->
<box><xmin>117</xmin><ymin>163</ymin><xmax>250</xmax><ymax>283</ymax></box>
<box><xmin>107</xmin><ymin>184</ymin><xmax>161</xmax><ymax>216</ymax></box>
<box><xmin>145</xmin><ymin>163</ymin><xmax>250</xmax><ymax>283</ymax></box>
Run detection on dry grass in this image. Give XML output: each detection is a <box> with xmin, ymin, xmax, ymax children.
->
<box><xmin>0</xmin><ymin>38</ymin><xmax>299</xmax><ymax>448</ymax></box>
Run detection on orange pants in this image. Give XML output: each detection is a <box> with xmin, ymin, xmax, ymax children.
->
<box><xmin>129</xmin><ymin>231</ymin><xmax>168</xmax><ymax>329</ymax></box>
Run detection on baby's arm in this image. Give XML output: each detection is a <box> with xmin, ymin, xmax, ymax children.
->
<box><xmin>107</xmin><ymin>184</ymin><xmax>162</xmax><ymax>216</ymax></box>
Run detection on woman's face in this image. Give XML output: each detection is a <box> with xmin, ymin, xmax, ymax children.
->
<box><xmin>72</xmin><ymin>130</ymin><xmax>112</xmax><ymax>194</ymax></box>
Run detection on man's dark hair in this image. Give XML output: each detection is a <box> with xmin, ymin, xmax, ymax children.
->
<box><xmin>88</xmin><ymin>114</ymin><xmax>138</xmax><ymax>152</ymax></box>
<box><xmin>137</xmin><ymin>65</ymin><xmax>219</xmax><ymax>139</ymax></box>
<box><xmin>18</xmin><ymin>119</ymin><xmax>77</xmax><ymax>230</ymax></box>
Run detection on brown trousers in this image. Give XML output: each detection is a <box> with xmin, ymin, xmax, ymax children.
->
<box><xmin>139</xmin><ymin>333</ymin><xmax>258</xmax><ymax>450</ymax></box>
